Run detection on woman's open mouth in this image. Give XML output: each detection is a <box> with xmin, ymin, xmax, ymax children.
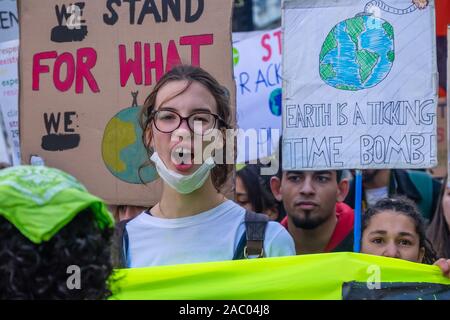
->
<box><xmin>171</xmin><ymin>147</ymin><xmax>194</xmax><ymax>172</ymax></box>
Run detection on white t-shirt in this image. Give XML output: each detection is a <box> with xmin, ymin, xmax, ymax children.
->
<box><xmin>125</xmin><ymin>200</ymin><xmax>295</xmax><ymax>268</ymax></box>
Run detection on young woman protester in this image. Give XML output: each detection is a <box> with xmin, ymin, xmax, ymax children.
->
<box><xmin>427</xmin><ymin>176</ymin><xmax>450</xmax><ymax>259</ymax></box>
<box><xmin>361</xmin><ymin>196</ymin><xmax>450</xmax><ymax>278</ymax></box>
<box><xmin>119</xmin><ymin>65</ymin><xmax>295</xmax><ymax>268</ymax></box>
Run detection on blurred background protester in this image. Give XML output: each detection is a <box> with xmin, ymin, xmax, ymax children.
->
<box><xmin>236</xmin><ymin>164</ymin><xmax>285</xmax><ymax>222</ymax></box>
<box><xmin>0</xmin><ymin>162</ymin><xmax>10</xmax><ymax>170</ymax></box>
<box><xmin>109</xmin><ymin>205</ymin><xmax>147</xmax><ymax>222</ymax></box>
<box><xmin>427</xmin><ymin>176</ymin><xmax>450</xmax><ymax>259</ymax></box>
<box><xmin>0</xmin><ymin>166</ymin><xmax>115</xmax><ymax>299</ymax></box>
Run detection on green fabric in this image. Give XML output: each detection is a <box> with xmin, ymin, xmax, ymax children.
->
<box><xmin>0</xmin><ymin>165</ymin><xmax>114</xmax><ymax>244</ymax></box>
<box><xmin>109</xmin><ymin>252</ymin><xmax>450</xmax><ymax>300</ymax></box>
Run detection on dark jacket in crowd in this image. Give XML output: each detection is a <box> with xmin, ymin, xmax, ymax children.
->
<box><xmin>344</xmin><ymin>169</ymin><xmax>442</xmax><ymax>222</ymax></box>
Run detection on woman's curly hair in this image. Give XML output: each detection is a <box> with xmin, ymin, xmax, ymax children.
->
<box><xmin>0</xmin><ymin>209</ymin><xmax>114</xmax><ymax>300</ymax></box>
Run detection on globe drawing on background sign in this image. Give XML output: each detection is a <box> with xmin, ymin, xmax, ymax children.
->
<box><xmin>269</xmin><ymin>88</ymin><xmax>282</xmax><ymax>116</ymax></box>
<box><xmin>319</xmin><ymin>14</ymin><xmax>395</xmax><ymax>91</ymax></box>
<box><xmin>102</xmin><ymin>92</ymin><xmax>157</xmax><ymax>184</ymax></box>
<box><xmin>318</xmin><ymin>0</ymin><xmax>429</xmax><ymax>91</ymax></box>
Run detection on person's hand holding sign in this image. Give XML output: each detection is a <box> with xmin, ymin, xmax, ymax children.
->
<box><xmin>412</xmin><ymin>0</ymin><xmax>428</xmax><ymax>9</ymax></box>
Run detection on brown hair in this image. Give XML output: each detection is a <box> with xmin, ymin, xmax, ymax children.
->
<box><xmin>426</xmin><ymin>176</ymin><xmax>450</xmax><ymax>259</ymax></box>
<box><xmin>139</xmin><ymin>64</ymin><xmax>234</xmax><ymax>191</ymax></box>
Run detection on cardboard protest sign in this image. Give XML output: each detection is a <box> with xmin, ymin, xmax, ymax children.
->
<box><xmin>233</xmin><ymin>27</ymin><xmax>282</xmax><ymax>162</ymax></box>
<box><xmin>282</xmin><ymin>0</ymin><xmax>438</xmax><ymax>170</ymax></box>
<box><xmin>0</xmin><ymin>0</ymin><xmax>19</xmax><ymax>42</ymax></box>
<box><xmin>0</xmin><ymin>39</ymin><xmax>19</xmax><ymax>165</ymax></box>
<box><xmin>19</xmin><ymin>0</ymin><xmax>235</xmax><ymax>206</ymax></box>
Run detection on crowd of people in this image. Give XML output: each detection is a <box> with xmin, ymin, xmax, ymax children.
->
<box><xmin>0</xmin><ymin>65</ymin><xmax>449</xmax><ymax>299</ymax></box>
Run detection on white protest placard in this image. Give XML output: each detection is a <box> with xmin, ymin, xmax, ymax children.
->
<box><xmin>282</xmin><ymin>0</ymin><xmax>438</xmax><ymax>170</ymax></box>
<box><xmin>234</xmin><ymin>27</ymin><xmax>282</xmax><ymax>162</ymax></box>
<box><xmin>0</xmin><ymin>0</ymin><xmax>19</xmax><ymax>42</ymax></box>
<box><xmin>0</xmin><ymin>122</ymin><xmax>9</xmax><ymax>163</ymax></box>
<box><xmin>0</xmin><ymin>39</ymin><xmax>19</xmax><ymax>165</ymax></box>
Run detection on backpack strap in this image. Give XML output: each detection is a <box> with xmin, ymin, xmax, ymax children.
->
<box><xmin>233</xmin><ymin>210</ymin><xmax>269</xmax><ymax>260</ymax></box>
<box><xmin>233</xmin><ymin>232</ymin><xmax>247</xmax><ymax>260</ymax></box>
<box><xmin>407</xmin><ymin>170</ymin><xmax>433</xmax><ymax>221</ymax></box>
<box><xmin>113</xmin><ymin>218</ymin><xmax>132</xmax><ymax>268</ymax></box>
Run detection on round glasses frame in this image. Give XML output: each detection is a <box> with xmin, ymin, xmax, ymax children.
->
<box><xmin>149</xmin><ymin>109</ymin><xmax>226</xmax><ymax>135</ymax></box>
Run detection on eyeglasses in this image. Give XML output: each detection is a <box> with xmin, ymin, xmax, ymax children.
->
<box><xmin>150</xmin><ymin>109</ymin><xmax>224</xmax><ymax>135</ymax></box>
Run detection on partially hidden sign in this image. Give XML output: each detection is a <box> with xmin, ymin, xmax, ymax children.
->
<box><xmin>282</xmin><ymin>0</ymin><xmax>438</xmax><ymax>170</ymax></box>
<box><xmin>233</xmin><ymin>27</ymin><xmax>282</xmax><ymax>163</ymax></box>
<box><xmin>19</xmin><ymin>0</ymin><xmax>235</xmax><ymax>206</ymax></box>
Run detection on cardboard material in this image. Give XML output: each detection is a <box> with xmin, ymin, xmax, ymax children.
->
<box><xmin>19</xmin><ymin>0</ymin><xmax>235</xmax><ymax>206</ymax></box>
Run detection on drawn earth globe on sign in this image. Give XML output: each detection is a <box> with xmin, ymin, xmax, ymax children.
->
<box><xmin>319</xmin><ymin>14</ymin><xmax>395</xmax><ymax>91</ymax></box>
<box><xmin>102</xmin><ymin>93</ymin><xmax>157</xmax><ymax>184</ymax></box>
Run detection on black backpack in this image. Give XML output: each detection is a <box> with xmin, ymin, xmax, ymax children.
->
<box><xmin>113</xmin><ymin>210</ymin><xmax>269</xmax><ymax>268</ymax></box>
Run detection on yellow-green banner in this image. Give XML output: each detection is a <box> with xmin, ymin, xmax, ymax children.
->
<box><xmin>110</xmin><ymin>253</ymin><xmax>450</xmax><ymax>300</ymax></box>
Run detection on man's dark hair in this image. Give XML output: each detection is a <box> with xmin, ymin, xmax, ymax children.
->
<box><xmin>0</xmin><ymin>209</ymin><xmax>115</xmax><ymax>299</ymax></box>
<box><xmin>276</xmin><ymin>136</ymin><xmax>343</xmax><ymax>182</ymax></box>
<box><xmin>362</xmin><ymin>196</ymin><xmax>437</xmax><ymax>264</ymax></box>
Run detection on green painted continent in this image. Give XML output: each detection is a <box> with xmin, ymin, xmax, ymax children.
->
<box><xmin>336</xmin><ymin>84</ymin><xmax>358</xmax><ymax>91</ymax></box>
<box><xmin>319</xmin><ymin>27</ymin><xmax>338</xmax><ymax>61</ymax></box>
<box><xmin>356</xmin><ymin>49</ymin><xmax>380</xmax><ymax>84</ymax></box>
<box><xmin>387</xmin><ymin>50</ymin><xmax>395</xmax><ymax>63</ymax></box>
<box><xmin>320</xmin><ymin>63</ymin><xmax>336</xmax><ymax>80</ymax></box>
<box><xmin>382</xmin><ymin>22</ymin><xmax>394</xmax><ymax>40</ymax></box>
<box><xmin>346</xmin><ymin>16</ymin><xmax>365</xmax><ymax>48</ymax></box>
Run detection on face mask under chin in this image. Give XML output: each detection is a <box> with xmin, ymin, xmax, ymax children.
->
<box><xmin>150</xmin><ymin>152</ymin><xmax>216</xmax><ymax>194</ymax></box>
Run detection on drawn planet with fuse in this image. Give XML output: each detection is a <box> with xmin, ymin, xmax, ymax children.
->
<box><xmin>319</xmin><ymin>14</ymin><xmax>395</xmax><ymax>91</ymax></box>
<box><xmin>101</xmin><ymin>94</ymin><xmax>157</xmax><ymax>184</ymax></box>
